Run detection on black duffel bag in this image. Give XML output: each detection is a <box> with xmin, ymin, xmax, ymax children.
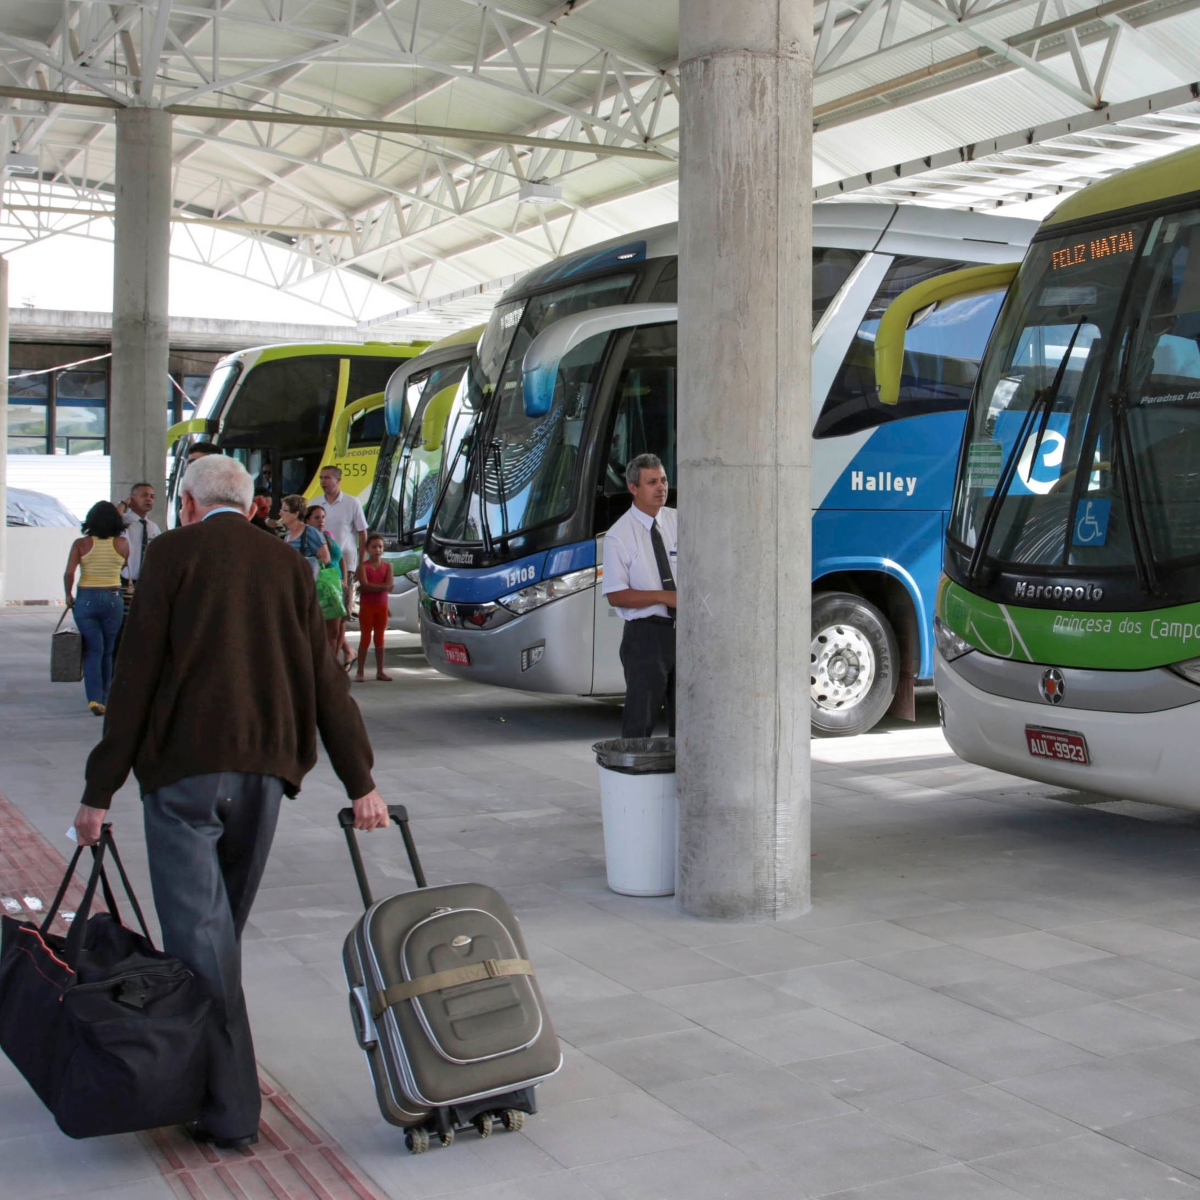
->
<box><xmin>0</xmin><ymin>826</ymin><xmax>212</xmax><ymax>1138</ymax></box>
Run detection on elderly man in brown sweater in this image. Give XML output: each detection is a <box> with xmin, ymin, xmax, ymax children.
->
<box><xmin>74</xmin><ymin>453</ymin><xmax>389</xmax><ymax>1149</ymax></box>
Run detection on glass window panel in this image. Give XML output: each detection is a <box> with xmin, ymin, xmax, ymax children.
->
<box><xmin>8</xmin><ymin>403</ymin><xmax>48</xmax><ymax>438</ymax></box>
<box><xmin>55</xmin><ymin>405</ymin><xmax>106</xmax><ymax>438</ymax></box>
<box><xmin>815</xmin><ymin>257</ymin><xmax>1004</xmax><ymax>439</ymax></box>
<box><xmin>348</xmin><ymin>405</ymin><xmax>387</xmax><ymax>448</ymax></box>
<box><xmin>56</xmin><ymin>370</ymin><xmax>107</xmax><ymax>401</ymax></box>
<box><xmin>10</xmin><ymin>374</ymin><xmax>49</xmax><ymax>401</ymax></box>
<box><xmin>222</xmin><ymin>357</ymin><xmax>339</xmax><ymax>455</ymax></box>
<box><xmin>8</xmin><ymin>437</ymin><xmax>47</xmax><ymax>454</ymax></box>
<box><xmin>63</xmin><ymin>438</ymin><xmax>106</xmax><ymax>456</ymax></box>
<box><xmin>433</xmin><ymin>273</ymin><xmax>636</xmax><ymax>543</ymax></box>
<box><xmin>347</xmin><ymin>358</ymin><xmax>402</xmax><ymax>407</ymax></box>
<box><xmin>813</xmin><ymin>247</ymin><xmax>865</xmax><ymax>326</ymax></box>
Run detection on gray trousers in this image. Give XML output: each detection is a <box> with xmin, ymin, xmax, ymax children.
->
<box><xmin>143</xmin><ymin>772</ymin><xmax>284</xmax><ymax>1138</ymax></box>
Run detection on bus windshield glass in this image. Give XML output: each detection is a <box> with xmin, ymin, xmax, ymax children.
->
<box><xmin>194</xmin><ymin>359</ymin><xmax>240</xmax><ymax>421</ymax></box>
<box><xmin>949</xmin><ymin>208</ymin><xmax>1200</xmax><ymax>578</ymax></box>
<box><xmin>432</xmin><ymin>273</ymin><xmax>636</xmax><ymax>543</ymax></box>
<box><xmin>370</xmin><ymin>358</ymin><xmax>470</xmax><ymax>538</ymax></box>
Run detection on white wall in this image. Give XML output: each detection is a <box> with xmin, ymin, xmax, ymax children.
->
<box><xmin>6</xmin><ymin>527</ymin><xmax>78</xmax><ymax>603</ymax></box>
<box><xmin>6</xmin><ymin>454</ymin><xmax>111</xmax><ymax>523</ymax></box>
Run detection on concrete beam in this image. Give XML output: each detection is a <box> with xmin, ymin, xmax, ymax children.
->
<box><xmin>110</xmin><ymin>107</ymin><xmax>171</xmax><ymax>522</ymax></box>
<box><xmin>676</xmin><ymin>0</ymin><xmax>814</xmax><ymax>920</ymax></box>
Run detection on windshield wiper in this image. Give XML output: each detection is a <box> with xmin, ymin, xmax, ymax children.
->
<box><xmin>487</xmin><ymin>440</ymin><xmax>511</xmax><ymax>542</ymax></box>
<box><xmin>1109</xmin><ymin>318</ymin><xmax>1158</xmax><ymax>595</ymax></box>
<box><xmin>967</xmin><ymin>320</ymin><xmax>1086</xmax><ymax>583</ymax></box>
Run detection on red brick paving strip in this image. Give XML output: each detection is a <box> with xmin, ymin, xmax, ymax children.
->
<box><xmin>0</xmin><ymin>792</ymin><xmax>388</xmax><ymax>1200</ymax></box>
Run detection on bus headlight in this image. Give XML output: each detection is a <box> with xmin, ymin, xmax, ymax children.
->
<box><xmin>1169</xmin><ymin>656</ymin><xmax>1200</xmax><ymax>685</ymax></box>
<box><xmin>499</xmin><ymin>567</ymin><xmax>596</xmax><ymax>615</ymax></box>
<box><xmin>934</xmin><ymin>615</ymin><xmax>974</xmax><ymax>662</ymax></box>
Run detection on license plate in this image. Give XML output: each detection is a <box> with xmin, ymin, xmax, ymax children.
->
<box><xmin>444</xmin><ymin>642</ymin><xmax>470</xmax><ymax>666</ymax></box>
<box><xmin>1025</xmin><ymin>725</ymin><xmax>1090</xmax><ymax>765</ymax></box>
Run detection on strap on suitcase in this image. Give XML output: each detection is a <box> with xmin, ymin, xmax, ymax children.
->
<box><xmin>338</xmin><ymin>804</ymin><xmax>427</xmax><ymax>909</ymax></box>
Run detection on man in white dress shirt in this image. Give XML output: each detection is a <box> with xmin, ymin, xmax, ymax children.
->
<box><xmin>116</xmin><ymin>482</ymin><xmax>161</xmax><ymax>651</ymax></box>
<box><xmin>601</xmin><ymin>454</ymin><xmax>678</xmax><ymax>738</ymax></box>
<box><xmin>318</xmin><ymin>465</ymin><xmax>368</xmax><ymax>573</ymax></box>
<box><xmin>120</xmin><ymin>482</ymin><xmax>161</xmax><ymax>585</ymax></box>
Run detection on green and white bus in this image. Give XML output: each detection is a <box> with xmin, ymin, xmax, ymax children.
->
<box><xmin>881</xmin><ymin>144</ymin><xmax>1200</xmax><ymax>807</ymax></box>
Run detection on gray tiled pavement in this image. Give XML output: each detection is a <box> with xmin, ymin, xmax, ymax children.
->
<box><xmin>5</xmin><ymin>608</ymin><xmax>1200</xmax><ymax>1197</ymax></box>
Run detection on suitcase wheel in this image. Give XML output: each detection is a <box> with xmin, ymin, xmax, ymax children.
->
<box><xmin>501</xmin><ymin>1109</ymin><xmax>524</xmax><ymax>1133</ymax></box>
<box><xmin>439</xmin><ymin>1128</ymin><xmax>455</xmax><ymax>1147</ymax></box>
<box><xmin>473</xmin><ymin>1113</ymin><xmax>492</xmax><ymax>1139</ymax></box>
<box><xmin>405</xmin><ymin>1127</ymin><xmax>430</xmax><ymax>1154</ymax></box>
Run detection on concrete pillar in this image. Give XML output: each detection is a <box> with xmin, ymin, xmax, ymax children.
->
<box><xmin>111</xmin><ymin>106</ymin><xmax>171</xmax><ymax>523</ymax></box>
<box><xmin>676</xmin><ymin>0</ymin><xmax>814</xmax><ymax>919</ymax></box>
<box><xmin>0</xmin><ymin>257</ymin><xmax>8</xmax><ymax>604</ymax></box>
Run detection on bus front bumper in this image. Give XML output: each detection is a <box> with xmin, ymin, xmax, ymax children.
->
<box><xmin>936</xmin><ymin>652</ymin><xmax>1200</xmax><ymax>811</ymax></box>
<box><xmin>419</xmin><ymin>588</ymin><xmax>595</xmax><ymax>694</ymax></box>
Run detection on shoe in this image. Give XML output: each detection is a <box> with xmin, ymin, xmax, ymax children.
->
<box><xmin>185</xmin><ymin>1121</ymin><xmax>259</xmax><ymax>1150</ymax></box>
<box><xmin>88</xmin><ymin>702</ymin><xmax>105</xmax><ymax>717</ymax></box>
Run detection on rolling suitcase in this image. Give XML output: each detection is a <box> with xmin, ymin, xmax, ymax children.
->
<box><xmin>339</xmin><ymin>806</ymin><xmax>562</xmax><ymax>1154</ymax></box>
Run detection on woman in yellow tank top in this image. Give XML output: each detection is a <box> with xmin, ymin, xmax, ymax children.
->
<box><xmin>64</xmin><ymin>501</ymin><xmax>130</xmax><ymax>716</ymax></box>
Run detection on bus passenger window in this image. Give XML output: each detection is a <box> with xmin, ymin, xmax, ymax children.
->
<box><xmin>814</xmin><ymin>256</ymin><xmax>1004</xmax><ymax>440</ymax></box>
<box><xmin>812</xmin><ymin>247</ymin><xmax>864</xmax><ymax>327</ymax></box>
<box><xmin>348</xmin><ymin>405</ymin><xmax>386</xmax><ymax>449</ymax></box>
<box><xmin>347</xmin><ymin>358</ymin><xmax>402</xmax><ymax>407</ymax></box>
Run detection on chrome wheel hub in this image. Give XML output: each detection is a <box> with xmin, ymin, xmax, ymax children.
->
<box><xmin>811</xmin><ymin>623</ymin><xmax>876</xmax><ymax>711</ymax></box>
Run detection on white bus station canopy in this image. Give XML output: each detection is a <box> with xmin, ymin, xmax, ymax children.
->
<box><xmin>2</xmin><ymin>0</ymin><xmax>1200</xmax><ymax>335</ymax></box>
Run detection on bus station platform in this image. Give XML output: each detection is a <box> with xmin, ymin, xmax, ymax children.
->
<box><xmin>7</xmin><ymin>608</ymin><xmax>1200</xmax><ymax>1200</ymax></box>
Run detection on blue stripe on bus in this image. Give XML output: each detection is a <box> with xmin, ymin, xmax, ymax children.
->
<box><xmin>422</xmin><ymin>540</ymin><xmax>596</xmax><ymax>603</ymax></box>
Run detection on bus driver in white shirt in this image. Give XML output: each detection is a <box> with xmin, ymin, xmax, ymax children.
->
<box><xmin>600</xmin><ymin>454</ymin><xmax>678</xmax><ymax>739</ymax></box>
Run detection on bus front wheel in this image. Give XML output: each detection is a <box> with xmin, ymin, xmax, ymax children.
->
<box><xmin>810</xmin><ymin>592</ymin><xmax>898</xmax><ymax>737</ymax></box>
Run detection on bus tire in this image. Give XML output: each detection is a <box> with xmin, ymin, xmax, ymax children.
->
<box><xmin>810</xmin><ymin>592</ymin><xmax>899</xmax><ymax>737</ymax></box>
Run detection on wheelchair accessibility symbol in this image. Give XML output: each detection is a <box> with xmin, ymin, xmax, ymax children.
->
<box><xmin>1072</xmin><ymin>498</ymin><xmax>1111</xmax><ymax>547</ymax></box>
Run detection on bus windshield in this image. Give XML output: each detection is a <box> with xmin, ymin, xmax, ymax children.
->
<box><xmin>194</xmin><ymin>359</ymin><xmax>241</xmax><ymax>421</ymax></box>
<box><xmin>369</xmin><ymin>357</ymin><xmax>470</xmax><ymax>539</ymax></box>
<box><xmin>432</xmin><ymin>273</ymin><xmax>636</xmax><ymax>544</ymax></box>
<box><xmin>950</xmin><ymin>204</ymin><xmax>1200</xmax><ymax>581</ymax></box>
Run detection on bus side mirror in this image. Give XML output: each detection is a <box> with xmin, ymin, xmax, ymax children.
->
<box><xmin>874</xmin><ymin>262</ymin><xmax>1019</xmax><ymax>406</ymax></box>
<box><xmin>521</xmin><ymin>303</ymin><xmax>678</xmax><ymax>418</ymax></box>
<box><xmin>166</xmin><ymin>416</ymin><xmax>216</xmax><ymax>448</ymax></box>
<box><xmin>333</xmin><ymin>392</ymin><xmax>384</xmax><ymax>457</ymax></box>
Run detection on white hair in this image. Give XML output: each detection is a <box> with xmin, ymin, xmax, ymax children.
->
<box><xmin>181</xmin><ymin>454</ymin><xmax>254</xmax><ymax>511</ymax></box>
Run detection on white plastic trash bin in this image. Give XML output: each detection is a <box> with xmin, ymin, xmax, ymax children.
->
<box><xmin>593</xmin><ymin>738</ymin><xmax>677</xmax><ymax>897</ymax></box>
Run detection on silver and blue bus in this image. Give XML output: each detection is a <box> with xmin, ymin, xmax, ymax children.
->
<box><xmin>418</xmin><ymin>205</ymin><xmax>1035</xmax><ymax>735</ymax></box>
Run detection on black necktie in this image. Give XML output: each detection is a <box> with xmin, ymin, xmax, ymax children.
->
<box><xmin>650</xmin><ymin>519</ymin><xmax>675</xmax><ymax>590</ymax></box>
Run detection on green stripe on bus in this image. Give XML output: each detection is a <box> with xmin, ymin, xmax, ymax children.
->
<box><xmin>936</xmin><ymin>577</ymin><xmax>1200</xmax><ymax>670</ymax></box>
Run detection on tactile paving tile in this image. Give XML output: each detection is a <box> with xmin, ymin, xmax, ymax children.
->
<box><xmin>143</xmin><ymin>1070</ymin><xmax>384</xmax><ymax>1200</ymax></box>
<box><xmin>0</xmin><ymin>792</ymin><xmax>386</xmax><ymax>1200</ymax></box>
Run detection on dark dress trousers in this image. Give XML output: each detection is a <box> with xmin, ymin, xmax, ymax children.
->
<box><xmin>83</xmin><ymin>512</ymin><xmax>376</xmax><ymax>1138</ymax></box>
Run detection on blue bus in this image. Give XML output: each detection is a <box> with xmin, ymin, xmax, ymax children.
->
<box><xmin>418</xmin><ymin>204</ymin><xmax>1034</xmax><ymax>735</ymax></box>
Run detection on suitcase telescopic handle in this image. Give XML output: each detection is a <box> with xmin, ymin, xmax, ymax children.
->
<box><xmin>338</xmin><ymin>804</ymin><xmax>427</xmax><ymax>909</ymax></box>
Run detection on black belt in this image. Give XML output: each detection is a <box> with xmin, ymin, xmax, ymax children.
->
<box><xmin>79</xmin><ymin>586</ymin><xmax>121</xmax><ymax>592</ymax></box>
<box><xmin>639</xmin><ymin>615</ymin><xmax>676</xmax><ymax>627</ymax></box>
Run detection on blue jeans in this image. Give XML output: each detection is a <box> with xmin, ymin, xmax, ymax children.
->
<box><xmin>74</xmin><ymin>588</ymin><xmax>123</xmax><ymax>704</ymax></box>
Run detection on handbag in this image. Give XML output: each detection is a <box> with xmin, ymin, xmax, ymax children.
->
<box><xmin>0</xmin><ymin>827</ymin><xmax>212</xmax><ymax>1139</ymax></box>
<box><xmin>317</xmin><ymin>563</ymin><xmax>347</xmax><ymax>620</ymax></box>
<box><xmin>51</xmin><ymin>608</ymin><xmax>83</xmax><ymax>683</ymax></box>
